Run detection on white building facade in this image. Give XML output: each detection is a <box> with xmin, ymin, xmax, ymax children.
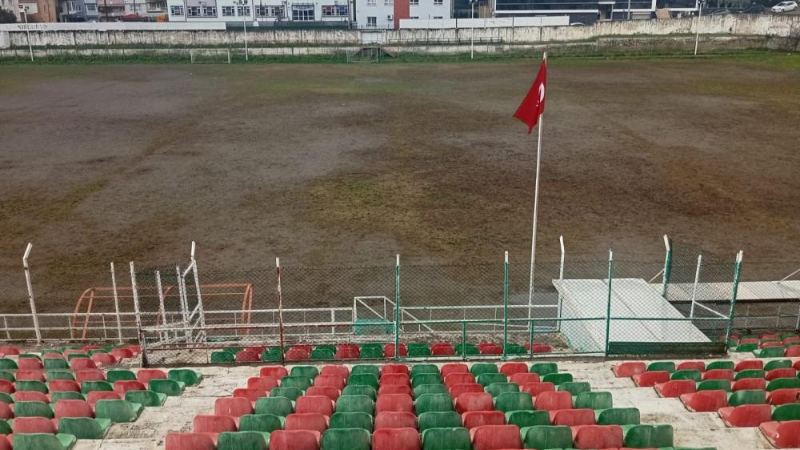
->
<box><xmin>166</xmin><ymin>0</ymin><xmax>353</xmax><ymax>24</ymax></box>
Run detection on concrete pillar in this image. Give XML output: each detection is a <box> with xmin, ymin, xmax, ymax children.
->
<box><xmin>0</xmin><ymin>32</ymin><xmax>9</xmax><ymax>49</ymax></box>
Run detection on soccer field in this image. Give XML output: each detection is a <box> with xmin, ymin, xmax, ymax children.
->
<box><xmin>1</xmin><ymin>55</ymin><xmax>799</xmax><ymax>310</ymax></box>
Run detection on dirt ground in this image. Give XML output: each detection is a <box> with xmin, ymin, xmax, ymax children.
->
<box><xmin>1</xmin><ymin>55</ymin><xmax>800</xmax><ymax>312</ymax></box>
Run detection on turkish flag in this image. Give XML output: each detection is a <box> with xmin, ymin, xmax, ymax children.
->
<box><xmin>513</xmin><ymin>59</ymin><xmax>547</xmax><ymax>134</ymax></box>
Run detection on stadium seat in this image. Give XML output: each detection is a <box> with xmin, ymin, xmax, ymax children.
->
<box><xmin>558</xmin><ymin>381</ymin><xmax>591</xmax><ymax>396</ymax></box>
<box><xmin>292</xmin><ymin>366</ymin><xmax>321</xmax><ymax>379</ymax></box>
<box><xmin>444</xmin><ymin>373</ymin><xmax>476</xmax><ymax>387</ymax></box>
<box><xmin>382</xmin><ymin>364</ymin><xmax>409</xmax><ymax>375</ymax></box>
<box><xmin>315</xmin><ymin>375</ymin><xmax>346</xmax><ymax>390</ymax></box>
<box><xmin>150</xmin><ymin>379</ymin><xmax>185</xmax><ymax>396</ymax></box>
<box><xmin>509</xmin><ymin>373</ymin><xmax>539</xmax><ymax>385</ymax></box>
<box><xmin>595</xmin><ymin>407</ymin><xmax>641</xmax><ymax>426</ymax></box>
<box><xmin>49</xmin><ymin>380</ymin><xmax>81</xmax><ymax>393</ymax></box>
<box><xmin>86</xmin><ymin>391</ymin><xmax>121</xmax><ymax>405</ymax></box>
<box><xmin>272</xmin><ymin>387</ymin><xmax>304</xmax><ymax>401</ymax></box>
<box><xmin>735</xmin><ymin>369</ymin><xmax>766</xmax><ymax>380</ymax></box>
<box><xmin>622</xmin><ymin>424</ymin><xmax>673</xmax><ymax>448</ymax></box>
<box><xmin>718</xmin><ymin>404</ymin><xmax>772</xmax><ymax>427</ymax></box>
<box><xmin>646</xmin><ymin>361</ymin><xmax>675</xmax><ymax>373</ymax></box>
<box><xmin>95</xmin><ymin>399</ymin><xmax>143</xmax><ymax>422</ymax></box>
<box><xmin>767</xmin><ymin>368</ymin><xmax>797</xmax><ymax>381</ymax></box>
<box><xmin>58</xmin><ymin>416</ymin><xmax>112</xmax><ymax>439</ymax></box>
<box><xmin>113</xmin><ymin>380</ymin><xmax>147</xmax><ymax>394</ymax></box>
<box><xmin>215</xmin><ymin>397</ymin><xmax>254</xmax><ymax>417</ymax></box>
<box><xmin>69</xmin><ymin>358</ymin><xmax>97</xmax><ymax>370</ymax></box>
<box><xmin>677</xmin><ymin>361</ymin><xmax>705</xmax><ymax>371</ymax></box>
<box><xmin>455</xmin><ymin>392</ymin><xmax>494</xmax><ymax>414</ymax></box>
<box><xmin>297</xmin><ymin>395</ymin><xmax>335</xmax><ymax>416</ymax></box>
<box><xmin>376</xmin><ymin>393</ymin><xmax>414</xmax><ymax>413</ymax></box>
<box><xmin>247</xmin><ymin>376</ymin><xmax>279</xmax><ymax>392</ymax></box>
<box><xmin>760</xmin><ymin>420</ymin><xmax>800</xmax><ymax>448</ymax></box>
<box><xmin>379</xmin><ymin>384</ymin><xmax>412</xmax><ymax>396</ymax></box>
<box><xmin>335</xmin><ymin>394</ymin><xmax>374</xmax><ymax>415</ymax></box>
<box><xmin>282</xmin><ymin>376</ymin><xmax>314</xmax><ymax>391</ymax></box>
<box><xmin>384</xmin><ymin>344</ymin><xmax>408</xmax><ymax>358</ymax></box>
<box><xmin>733</xmin><ymin>378</ymin><xmax>767</xmax><ymax>392</ymax></box>
<box><xmin>217</xmin><ymin>431</ymin><xmax>269</xmax><ymax>450</ymax></box>
<box><xmin>418</xmin><ymin>411</ymin><xmax>462</xmax><ymax>432</ymax></box>
<box><xmin>728</xmin><ymin>389</ymin><xmax>766</xmax><ymax>406</ymax></box>
<box><xmin>415</xmin><ymin>393</ymin><xmax>455</xmax><ymax>414</ymax></box>
<box><xmin>522</xmin><ymin>425</ymin><xmax>572</xmax><ymax>449</ymax></box>
<box><xmin>767</xmin><ymin>388</ymin><xmax>800</xmax><ymax>405</ymax></box>
<box><xmin>375</xmin><ymin>411</ymin><xmax>417</xmax><ymax>429</ymax></box>
<box><xmin>12</xmin><ymin>416</ymin><xmax>58</xmax><ymax>433</ymax></box>
<box><xmin>194</xmin><ymin>414</ymin><xmax>237</xmax><ymax>433</ymax></box>
<box><xmin>321</xmin><ymin>428</ymin><xmax>370</xmax><ymax>450</ymax></box>
<box><xmin>471</xmin><ymin>424</ymin><xmax>522</xmax><ymax>450</ymax></box>
<box><xmin>127</xmin><ymin>389</ymin><xmax>167</xmax><ymax>406</ymax></box>
<box><xmin>486</xmin><ymin>382</ymin><xmax>519</xmax><ymax>398</ymax></box>
<box><xmin>769</xmin><ymin>378</ymin><xmax>800</xmax><ymax>391</ymax></box>
<box><xmin>14</xmin><ymin>400</ymin><xmax>55</xmax><ymax>418</ymax></box>
<box><xmin>270</xmin><ymin>430</ymin><xmax>323</xmax><ymax>450</ymax></box>
<box><xmin>414</xmin><ymin>384</ymin><xmax>449</xmax><ymax>398</ymax></box>
<box><xmin>755</xmin><ymin>347</ymin><xmax>785</xmax><ymax>358</ymax></box>
<box><xmin>421</xmin><ymin>427</ymin><xmax>470</xmax><ymax>450</ymax></box>
<box><xmin>410</xmin><ymin>365</ymin><xmax>439</xmax><ymax>377</ymax></box>
<box><xmin>233</xmin><ymin>388</ymin><xmax>267</xmax><ymax>403</ymax></box>
<box><xmin>441</xmin><ymin>364</ymin><xmax>469</xmax><ymax>378</ymax></box>
<box><xmin>15</xmin><ymin>390</ymin><xmax>49</xmax><ymax>402</ymax></box>
<box><xmin>698</xmin><ymin>379</ymin><xmax>731</xmax><ymax>392</ymax></box>
<box><xmin>412</xmin><ymin>374</ymin><xmax>444</xmax><ymax>388</ymax></box>
<box><xmin>772</xmin><ymin>403</ymin><xmax>800</xmax><ymax>421</ymax></box>
<box><xmin>255</xmin><ymin>396</ymin><xmax>293</xmax><ymax>417</ymax></box>
<box><xmin>286</xmin><ymin>412</ymin><xmax>329</xmax><ymax>434</ymax></box>
<box><xmin>680</xmin><ymin>390</ymin><xmax>728</xmax><ymax>412</ymax></box>
<box><xmin>572</xmin><ymin>424</ymin><xmax>624</xmax><ymax>449</ymax></box>
<box><xmin>632</xmin><ymin>371</ymin><xmax>670</xmax><ymax>387</ymax></box>
<box><xmin>734</xmin><ymin>360</ymin><xmax>762</xmax><ymax>372</ymax></box>
<box><xmin>655</xmin><ymin>380</ymin><xmax>696</xmax><ymax>398</ymax></box>
<box><xmin>449</xmin><ymin>383</ymin><xmax>484</xmax><ymax>399</ymax></box>
<box><xmin>431</xmin><ymin>344</ymin><xmax>455</xmax><ymax>356</ymax></box>
<box><xmin>54</xmin><ymin>399</ymin><xmax>94</xmax><ymax>418</ymax></box>
<box><xmin>380</xmin><ymin>373</ymin><xmax>410</xmax><ymax>386</ymax></box>
<box><xmin>494</xmin><ymin>392</ymin><xmax>533</xmax><ymax>413</ymax></box>
<box><xmin>671</xmin><ymin>369</ymin><xmax>701</xmax><ymax>382</ymax></box>
<box><xmin>91</xmin><ymin>353</ymin><xmax>118</xmax><ymax>366</ymax></box>
<box><xmin>477</xmin><ymin>373</ymin><xmax>507</xmax><ymax>388</ymax></box>
<box><xmin>574</xmin><ymin>391</ymin><xmax>612</xmax><ymax>410</ymax></box>
<box><xmin>285</xmin><ymin>348</ymin><xmax>311</xmax><ymax>362</ymax></box>
<box><xmin>76</xmin><ymin>369</ymin><xmax>105</xmax><ymax>383</ymax></box>
<box><xmin>342</xmin><ymin>385</ymin><xmax>376</xmax><ymax>400</ymax></box>
<box><xmin>462</xmin><ymin>410</ymin><xmax>506</xmax><ymax>429</ymax></box>
<box><xmin>373</xmin><ymin>427</ymin><xmax>421</xmax><ymax>450</ymax></box>
<box><xmin>11</xmin><ymin>434</ymin><xmax>77</xmax><ymax>450</ymax></box>
<box><xmin>543</xmin><ymin>373</ymin><xmax>573</xmax><ymax>385</ymax></box>
<box><xmin>550</xmin><ymin>408</ymin><xmax>595</xmax><ymax>426</ymax></box>
<box><xmin>499</xmin><ymin>363</ymin><xmax>528</xmax><ymax>377</ymax></box>
<box><xmin>238</xmin><ymin>413</ymin><xmax>283</xmax><ymax>433</ymax></box>
<box><xmin>471</xmin><ymin>363</ymin><xmax>499</xmax><ymax>377</ymax></box>
<box><xmin>329</xmin><ymin>412</ymin><xmax>373</xmax><ymax>430</ymax></box>
<box><xmin>519</xmin><ymin>381</ymin><xmax>555</xmax><ymax>397</ymax></box>
<box><xmin>534</xmin><ymin>391</ymin><xmax>572</xmax><ymax>411</ymax></box>
<box><xmin>0</xmin><ymin>401</ymin><xmax>11</xmax><ymax>419</ymax></box>
<box><xmin>260</xmin><ymin>367</ymin><xmax>290</xmax><ymax>379</ymax></box>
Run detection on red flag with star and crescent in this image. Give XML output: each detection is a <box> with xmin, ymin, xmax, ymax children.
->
<box><xmin>513</xmin><ymin>59</ymin><xmax>547</xmax><ymax>134</ymax></box>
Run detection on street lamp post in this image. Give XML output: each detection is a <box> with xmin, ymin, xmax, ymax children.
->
<box><xmin>234</xmin><ymin>0</ymin><xmax>249</xmax><ymax>60</ymax></box>
<box><xmin>19</xmin><ymin>5</ymin><xmax>33</xmax><ymax>62</ymax></box>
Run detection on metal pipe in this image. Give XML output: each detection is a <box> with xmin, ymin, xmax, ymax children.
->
<box><xmin>502</xmin><ymin>250</ymin><xmax>509</xmax><ymax>359</ymax></box>
<box><xmin>690</xmin><ymin>254</ymin><xmax>702</xmax><ymax>318</ymax></box>
<box><xmin>394</xmin><ymin>254</ymin><xmax>401</xmax><ymax>362</ymax></box>
<box><xmin>129</xmin><ymin>262</ymin><xmax>142</xmax><ymax>334</ymax></box>
<box><xmin>22</xmin><ymin>243</ymin><xmax>40</xmax><ymax>344</ymax></box>
<box><xmin>111</xmin><ymin>262</ymin><xmax>123</xmax><ymax>344</ymax></box>
<box><xmin>604</xmin><ymin>249</ymin><xmax>614</xmax><ymax>356</ymax></box>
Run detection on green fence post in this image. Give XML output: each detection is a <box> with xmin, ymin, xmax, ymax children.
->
<box><xmin>461</xmin><ymin>321</ymin><xmax>467</xmax><ymax>361</ymax></box>
<box><xmin>605</xmin><ymin>250</ymin><xmax>614</xmax><ymax>356</ymax></box>
<box><xmin>725</xmin><ymin>251</ymin><xmax>743</xmax><ymax>344</ymax></box>
<box><xmin>661</xmin><ymin>235</ymin><xmax>672</xmax><ymax>297</ymax></box>
<box><xmin>503</xmin><ymin>251</ymin><xmax>509</xmax><ymax>360</ymax></box>
<box><xmin>394</xmin><ymin>254</ymin><xmax>401</xmax><ymax>362</ymax></box>
<box><xmin>529</xmin><ymin>318</ymin><xmax>535</xmax><ymax>358</ymax></box>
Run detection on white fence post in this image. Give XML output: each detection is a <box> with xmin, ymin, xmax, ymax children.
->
<box><xmin>689</xmin><ymin>254</ymin><xmax>702</xmax><ymax>318</ymax></box>
<box><xmin>557</xmin><ymin>235</ymin><xmax>565</xmax><ymax>332</ymax></box>
<box><xmin>129</xmin><ymin>262</ymin><xmax>142</xmax><ymax>335</ymax></box>
<box><xmin>22</xmin><ymin>243</ymin><xmax>41</xmax><ymax>344</ymax></box>
<box><xmin>110</xmin><ymin>262</ymin><xmax>123</xmax><ymax>344</ymax></box>
<box><xmin>155</xmin><ymin>270</ymin><xmax>168</xmax><ymax>342</ymax></box>
<box><xmin>190</xmin><ymin>241</ymin><xmax>206</xmax><ymax>336</ymax></box>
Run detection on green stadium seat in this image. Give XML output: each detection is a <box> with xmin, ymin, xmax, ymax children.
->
<box><xmin>15</xmin><ymin>401</ymin><xmax>54</xmax><ymax>418</ymax></box>
<box><xmin>542</xmin><ymin>373</ymin><xmax>573</xmax><ymax>385</ymax></box>
<box><xmin>351</xmin><ymin>365</ymin><xmax>380</xmax><ymax>377</ymax></box>
<box><xmin>471</xmin><ymin>363</ymin><xmax>499</xmax><ymax>377</ymax></box>
<box><xmin>217</xmin><ymin>431</ymin><xmax>269</xmax><ymax>450</ymax></box>
<box><xmin>413</xmin><ymin>384</ymin><xmax>448</xmax><ymax>398</ymax></box>
<box><xmin>66</xmin><ymin>354</ymin><xmax>88</xmax><ymax>361</ymax></box>
<box><xmin>106</xmin><ymin>370</ymin><xmax>136</xmax><ymax>384</ymax></box>
<box><xmin>408</xmin><ymin>347</ymin><xmax>432</xmax><ymax>357</ymax></box>
<box><xmin>46</xmin><ymin>371</ymin><xmax>75</xmax><ymax>382</ymax></box>
<box><xmin>622</xmin><ymin>424</ymin><xmax>673</xmax><ymax>448</ymax></box>
<box><xmin>239</xmin><ymin>413</ymin><xmax>284</xmax><ymax>433</ymax></box>
<box><xmin>81</xmin><ymin>380</ymin><xmax>113</xmax><ymax>394</ymax></box>
<box><xmin>523</xmin><ymin>425</ymin><xmax>572</xmax><ymax>449</ymax></box>
<box><xmin>12</xmin><ymin>433</ymin><xmax>76</xmax><ymax>450</ymax></box>
<box><xmin>51</xmin><ymin>391</ymin><xmax>85</xmax><ymax>403</ymax></box>
<box><xmin>455</xmin><ymin>344</ymin><xmax>479</xmax><ymax>356</ymax></box>
<box><xmin>168</xmin><ymin>369</ymin><xmax>203</xmax><ymax>386</ymax></box>
<box><xmin>728</xmin><ymin>389</ymin><xmax>766</xmax><ymax>406</ymax></box>
<box><xmin>261</xmin><ymin>349</ymin><xmax>282</xmax><ymax>362</ymax></box>
<box><xmin>505</xmin><ymin>344</ymin><xmax>528</xmax><ymax>355</ymax></box>
<box><xmin>671</xmin><ymin>370</ymin><xmax>701</xmax><ymax>382</ymax></box>
<box><xmin>95</xmin><ymin>399</ymin><xmax>143</xmax><ymax>422</ymax></box>
<box><xmin>558</xmin><ymin>381</ymin><xmax>591</xmax><ymax>396</ymax></box>
<box><xmin>486</xmin><ymin>382</ymin><xmax>519</xmax><ymax>397</ymax></box>
<box><xmin>149</xmin><ymin>379</ymin><xmax>185</xmax><ymax>396</ymax></box>
<box><xmin>595</xmin><ymin>408</ymin><xmax>640</xmax><ymax>425</ymax></box>
<box><xmin>329</xmin><ymin>412</ymin><xmax>373</xmax><ymax>430</ymax></box>
<box><xmin>574</xmin><ymin>391</ymin><xmax>612</xmax><ymax>410</ymax></box>
<box><xmin>765</xmin><ymin>359</ymin><xmax>793</xmax><ymax>371</ymax></box>
<box><xmin>335</xmin><ymin>394</ymin><xmax>374</xmax><ymax>415</ymax></box>
<box><xmin>291</xmin><ymin>366</ymin><xmax>320</xmax><ymax>379</ymax></box>
<box><xmin>125</xmin><ymin>390</ymin><xmax>167</xmax><ymax>406</ymax></box>
<box><xmin>348</xmin><ymin>373</ymin><xmax>379</xmax><ymax>390</ymax></box>
<box><xmin>211</xmin><ymin>351</ymin><xmax>236</xmax><ymax>363</ymax></box>
<box><xmin>754</xmin><ymin>347</ymin><xmax>785</xmax><ymax>358</ymax></box>
<box><xmin>0</xmin><ymin>371</ymin><xmax>14</xmax><ymax>382</ymax></box>
<box><xmin>707</xmin><ymin>360</ymin><xmax>735</xmax><ymax>371</ymax></box>
<box><xmin>321</xmin><ymin>428</ymin><xmax>371</xmax><ymax>450</ymax></box>
<box><xmin>772</xmin><ymin>403</ymin><xmax>800</xmax><ymax>421</ymax></box>
<box><xmin>733</xmin><ymin>343</ymin><xmax>758</xmax><ymax>352</ymax></box>
<box><xmin>44</xmin><ymin>359</ymin><xmax>70</xmax><ymax>370</ymax></box>
<box><xmin>734</xmin><ymin>369</ymin><xmax>765</xmax><ymax>380</ymax></box>
<box><xmin>17</xmin><ymin>380</ymin><xmax>48</xmax><ymax>393</ymax></box>
<box><xmin>311</xmin><ymin>349</ymin><xmax>335</xmax><ymax>360</ymax></box>
<box><xmin>768</xmin><ymin>378</ymin><xmax>800</xmax><ymax>391</ymax></box>
<box><xmin>0</xmin><ymin>421</ymin><xmax>10</xmax><ymax>434</ymax></box>
<box><xmin>281</xmin><ymin>376</ymin><xmax>312</xmax><ymax>391</ymax></box>
<box><xmin>360</xmin><ymin>347</ymin><xmax>383</xmax><ymax>359</ymax></box>
<box><xmin>342</xmin><ymin>385</ymin><xmax>377</xmax><ymax>400</ymax></box>
<box><xmin>255</xmin><ymin>396</ymin><xmax>293</xmax><ymax>417</ymax></box>
<box><xmin>0</xmin><ymin>359</ymin><xmax>16</xmax><ymax>370</ymax></box>
<box><xmin>421</xmin><ymin>427</ymin><xmax>471</xmax><ymax>450</ymax></box>
<box><xmin>58</xmin><ymin>417</ymin><xmax>112</xmax><ymax>439</ymax></box>
<box><xmin>412</xmin><ymin>374</ymin><xmax>444</xmax><ymax>388</ymax></box>
<box><xmin>494</xmin><ymin>392</ymin><xmax>533</xmax><ymax>412</ymax></box>
<box><xmin>415</xmin><ymin>393</ymin><xmax>455</xmax><ymax>414</ymax></box>
<box><xmin>271</xmin><ymin>387</ymin><xmax>303</xmax><ymax>401</ymax></box>
<box><xmin>647</xmin><ymin>361</ymin><xmax>675</xmax><ymax>373</ymax></box>
<box><xmin>505</xmin><ymin>410</ymin><xmax>549</xmax><ymax>431</ymax></box>
<box><xmin>418</xmin><ymin>411</ymin><xmax>461</xmax><ymax>432</ymax></box>
<box><xmin>697</xmin><ymin>379</ymin><xmax>731</xmax><ymax>392</ymax></box>
<box><xmin>0</xmin><ymin>392</ymin><xmax>13</xmax><ymax>403</ymax></box>
<box><xmin>477</xmin><ymin>373</ymin><xmax>507</xmax><ymax>388</ymax></box>
<box><xmin>529</xmin><ymin>363</ymin><xmax>558</xmax><ymax>376</ymax></box>
<box><xmin>411</xmin><ymin>365</ymin><xmax>440</xmax><ymax>377</ymax></box>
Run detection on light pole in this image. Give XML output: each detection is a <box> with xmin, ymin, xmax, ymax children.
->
<box><xmin>19</xmin><ymin>5</ymin><xmax>33</xmax><ymax>62</ymax></box>
<box><xmin>627</xmin><ymin>0</ymin><xmax>631</xmax><ymax>20</ymax></box>
<box><xmin>234</xmin><ymin>0</ymin><xmax>249</xmax><ymax>60</ymax></box>
<box><xmin>470</xmin><ymin>0</ymin><xmax>474</xmax><ymax>60</ymax></box>
<box><xmin>693</xmin><ymin>0</ymin><xmax>702</xmax><ymax>56</ymax></box>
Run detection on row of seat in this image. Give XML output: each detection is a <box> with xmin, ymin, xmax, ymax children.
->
<box><xmin>613</xmin><ymin>358</ymin><xmax>800</xmax><ymax>378</ymax></box>
<box><xmin>211</xmin><ymin>342</ymin><xmax>554</xmax><ymax>363</ymax></box>
<box><xmin>0</xmin><ymin>344</ymin><xmax>140</xmax><ymax>359</ymax></box>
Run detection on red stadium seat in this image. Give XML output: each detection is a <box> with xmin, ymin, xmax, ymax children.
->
<box><xmin>379</xmin><ymin>385</ymin><xmax>412</xmax><ymax>396</ymax></box>
<box><xmin>462</xmin><ymin>411</ymin><xmax>506</xmax><ymax>429</ymax></box>
<box><xmin>719</xmin><ymin>404</ymin><xmax>773</xmax><ymax>427</ymax></box>
<box><xmin>784</xmin><ymin>346</ymin><xmax>800</xmax><ymax>357</ymax></box>
<box><xmin>12</xmin><ymin>416</ymin><xmax>57</xmax><ymax>434</ymax></box>
<box><xmin>236</xmin><ymin>350</ymin><xmax>261</xmax><ymax>363</ymax></box>
<box><xmin>296</xmin><ymin>395</ymin><xmax>335</xmax><ymax>416</ymax></box>
<box><xmin>87</xmin><ymin>391</ymin><xmax>121</xmax><ymax>405</ymax></box>
<box><xmin>286</xmin><ymin>348</ymin><xmax>311</xmax><ymax>361</ymax></box>
<box><xmin>49</xmin><ymin>380</ymin><xmax>81</xmax><ymax>393</ymax></box>
<box><xmin>444</xmin><ymin>373</ymin><xmax>476</xmax><ymax>388</ymax></box>
<box><xmin>499</xmin><ymin>363</ymin><xmax>528</xmax><ymax>377</ymax></box>
<box><xmin>285</xmin><ymin>413</ymin><xmax>329</xmax><ymax>434</ymax></box>
<box><xmin>736</xmin><ymin>360</ymin><xmax>763</xmax><ymax>372</ymax></box>
<box><xmin>761</xmin><ymin>342</ymin><xmax>784</xmax><ymax>349</ymax></box>
<box><xmin>373</xmin><ymin>427</ymin><xmax>421</xmax><ymax>450</ymax></box>
<box><xmin>550</xmin><ymin>409</ymin><xmax>595</xmax><ymax>426</ymax></box>
<box><xmin>612</xmin><ymin>362</ymin><xmax>646</xmax><ymax>378</ymax></box>
<box><xmin>479</xmin><ymin>344</ymin><xmax>503</xmax><ymax>355</ymax></box>
<box><xmin>69</xmin><ymin>358</ymin><xmax>97</xmax><ymax>370</ymax></box>
<box><xmin>531</xmin><ymin>343</ymin><xmax>552</xmax><ymax>354</ymax></box>
<box><xmin>314</xmin><ymin>375</ymin><xmax>346</xmax><ymax>390</ymax></box>
<box><xmin>449</xmin><ymin>383</ymin><xmax>485</xmax><ymax>398</ymax></box>
<box><xmin>261</xmin><ymin>367</ymin><xmax>290</xmax><ymax>379</ymax></box>
<box><xmin>137</xmin><ymin>369</ymin><xmax>168</xmax><ymax>384</ymax></box>
<box><xmin>740</xmin><ymin>338</ymin><xmax>759</xmax><ymax>345</ymax></box>
<box><xmin>431</xmin><ymin>344</ymin><xmax>456</xmax><ymax>356</ymax></box>
<box><xmin>292</xmin><ymin>345</ymin><xmax>314</xmax><ymax>353</ymax></box>
<box><xmin>760</xmin><ymin>420</ymin><xmax>800</xmax><ymax>448</ymax></box>
<box><xmin>733</xmin><ymin>378</ymin><xmax>767</xmax><ymax>392</ymax></box>
<box><xmin>655</xmin><ymin>380</ymin><xmax>696</xmax><ymax>398</ymax></box>
<box><xmin>15</xmin><ymin>391</ymin><xmax>49</xmax><ymax>402</ymax></box>
<box><xmin>680</xmin><ymin>390</ymin><xmax>728</xmax><ymax>412</ymax></box>
<box><xmin>54</xmin><ymin>399</ymin><xmax>94</xmax><ymax>418</ymax></box>
<box><xmin>470</xmin><ymin>425</ymin><xmax>522</xmax><ymax>450</ymax></box>
<box><xmin>214</xmin><ymin>397</ymin><xmax>254</xmax><ymax>417</ymax></box>
<box><xmin>165</xmin><ymin>432</ymin><xmax>216</xmax><ymax>450</ymax></box>
<box><xmin>0</xmin><ymin>380</ymin><xmax>13</xmax><ymax>394</ymax></box>
<box><xmin>0</xmin><ymin>347</ymin><xmax>20</xmax><ymax>356</ymax></box>
<box><xmin>18</xmin><ymin>358</ymin><xmax>43</xmax><ymax>370</ymax></box>
<box><xmin>233</xmin><ymin>388</ymin><xmax>268</xmax><ymax>403</ymax></box>
<box><xmin>455</xmin><ymin>392</ymin><xmax>494</xmax><ymax>414</ymax></box>
<box><xmin>381</xmin><ymin>373</ymin><xmax>410</xmax><ymax>386</ymax></box>
<box><xmin>91</xmin><ymin>353</ymin><xmax>118</xmax><ymax>366</ymax></box>
<box><xmin>632</xmin><ymin>371</ymin><xmax>670</xmax><ymax>387</ymax></box>
<box><xmin>382</xmin><ymin>364</ymin><xmax>409</xmax><ymax>375</ymax></box>
<box><xmin>111</xmin><ymin>348</ymin><xmax>134</xmax><ymax>360</ymax></box>
<box><xmin>677</xmin><ymin>361</ymin><xmax>705</xmax><ymax>372</ymax></box>
<box><xmin>76</xmin><ymin>370</ymin><xmax>105</xmax><ymax>383</ymax></box>
<box><xmin>534</xmin><ymin>391</ymin><xmax>572</xmax><ymax>411</ymax></box>
<box><xmin>571</xmin><ymin>425</ymin><xmax>623</xmax><ymax>449</ymax></box>
<box><xmin>245</xmin><ymin>346</ymin><xmax>266</xmax><ymax>354</ymax></box>
<box><xmin>16</xmin><ymin>370</ymin><xmax>46</xmax><ymax>382</ymax></box>
<box><xmin>269</xmin><ymin>430</ymin><xmax>321</xmax><ymax>450</ymax></box>
<box><xmin>193</xmin><ymin>414</ymin><xmax>237</xmax><ymax>433</ymax></box>
<box><xmin>374</xmin><ymin>411</ymin><xmax>417</xmax><ymax>430</ymax></box>
<box><xmin>784</xmin><ymin>337</ymin><xmax>800</xmax><ymax>344</ymax></box>
<box><xmin>247</xmin><ymin>376</ymin><xmax>279</xmax><ymax>391</ymax></box>
<box><xmin>0</xmin><ymin>402</ymin><xmax>12</xmax><ymax>419</ymax></box>
<box><xmin>702</xmin><ymin>369</ymin><xmax>734</xmax><ymax>381</ymax></box>
<box><xmin>384</xmin><ymin>344</ymin><xmax>408</xmax><ymax>358</ymax></box>
<box><xmin>441</xmin><ymin>364</ymin><xmax>469</xmax><ymax>378</ymax></box>
<box><xmin>376</xmin><ymin>394</ymin><xmax>414</xmax><ymax>413</ymax></box>
<box><xmin>113</xmin><ymin>380</ymin><xmax>147</xmax><ymax>394</ymax></box>
<box><xmin>334</xmin><ymin>347</ymin><xmax>359</xmax><ymax>360</ymax></box>
<box><xmin>767</xmin><ymin>368</ymin><xmax>797</xmax><ymax>381</ymax></box>
<box><xmin>42</xmin><ymin>354</ymin><xmax>64</xmax><ymax>360</ymax></box>
<box><xmin>307</xmin><ymin>386</ymin><xmax>341</xmax><ymax>401</ymax></box>
<box><xmin>767</xmin><ymin>388</ymin><xmax>800</xmax><ymax>406</ymax></box>
<box><xmin>509</xmin><ymin>373</ymin><xmax>540</xmax><ymax>385</ymax></box>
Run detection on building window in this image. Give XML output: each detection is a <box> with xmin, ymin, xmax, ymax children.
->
<box><xmin>321</xmin><ymin>4</ymin><xmax>347</xmax><ymax>15</ymax></box>
<box><xmin>383</xmin><ymin>0</ymin><xmax>391</xmax><ymax>4</ymax></box>
<box><xmin>434</xmin><ymin>0</ymin><xmax>442</xmax><ymax>4</ymax></box>
<box><xmin>367</xmin><ymin>15</ymin><xmax>376</xmax><ymax>26</ymax></box>
<box><xmin>187</xmin><ymin>5</ymin><xmax>200</xmax><ymax>15</ymax></box>
<box><xmin>236</xmin><ymin>5</ymin><xmax>249</xmax><ymax>14</ymax></box>
<box><xmin>87</xmin><ymin>3</ymin><xmax>97</xmax><ymax>10</ymax></box>
<box><xmin>291</xmin><ymin>3</ymin><xmax>313</xmax><ymax>20</ymax></box>
<box><xmin>367</xmin><ymin>0</ymin><xmax>375</xmax><ymax>5</ymax></box>
<box><xmin>222</xmin><ymin>5</ymin><xmax>233</xmax><ymax>14</ymax></box>
<box><xmin>410</xmin><ymin>0</ymin><xmax>418</xmax><ymax>4</ymax></box>
<box><xmin>255</xmin><ymin>5</ymin><xmax>283</xmax><ymax>16</ymax></box>
<box><xmin>433</xmin><ymin>15</ymin><xmax>441</xmax><ymax>17</ymax></box>
<box><xmin>202</xmin><ymin>5</ymin><xmax>215</xmax><ymax>15</ymax></box>
<box><xmin>410</xmin><ymin>15</ymin><xmax>417</xmax><ymax>18</ymax></box>
<box><xmin>170</xmin><ymin>4</ymin><xmax>183</xmax><ymax>13</ymax></box>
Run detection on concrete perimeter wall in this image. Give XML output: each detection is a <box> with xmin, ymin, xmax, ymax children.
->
<box><xmin>3</xmin><ymin>15</ymin><xmax>799</xmax><ymax>49</ymax></box>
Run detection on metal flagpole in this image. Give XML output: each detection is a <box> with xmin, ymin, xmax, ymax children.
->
<box><xmin>528</xmin><ymin>52</ymin><xmax>547</xmax><ymax>309</ymax></box>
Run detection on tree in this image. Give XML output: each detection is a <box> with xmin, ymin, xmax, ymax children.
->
<box><xmin>0</xmin><ymin>9</ymin><xmax>18</xmax><ymax>23</ymax></box>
